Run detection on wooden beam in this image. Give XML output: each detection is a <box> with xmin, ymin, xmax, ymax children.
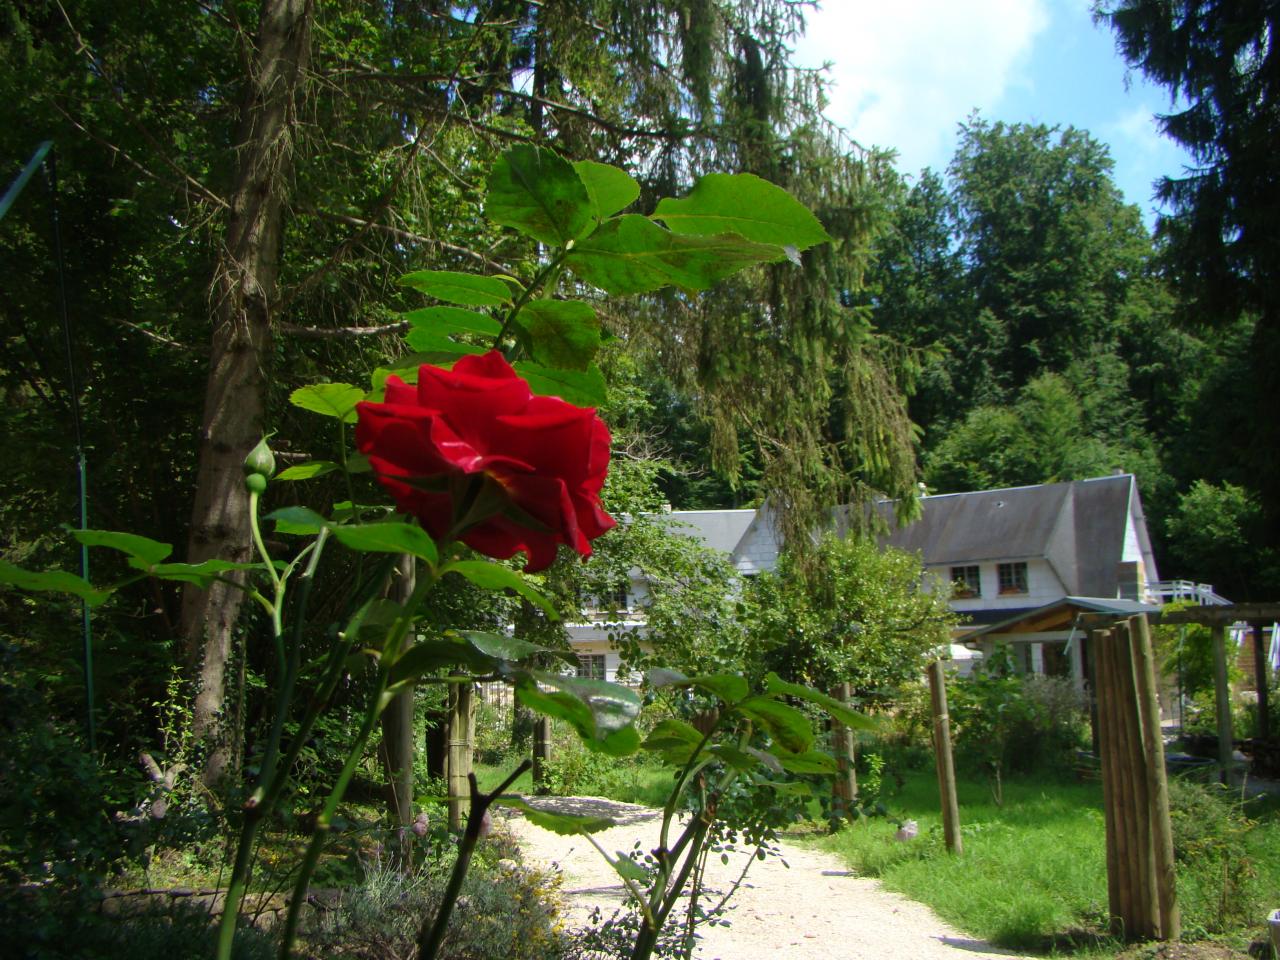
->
<box><xmin>1211</xmin><ymin>623</ymin><xmax>1233</xmax><ymax>783</ymax></box>
<box><xmin>1253</xmin><ymin>623</ymin><xmax>1271</xmax><ymax>741</ymax></box>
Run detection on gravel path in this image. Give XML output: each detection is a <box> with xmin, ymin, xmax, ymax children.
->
<box><xmin>501</xmin><ymin>796</ymin><xmax>1035</xmax><ymax>960</ymax></box>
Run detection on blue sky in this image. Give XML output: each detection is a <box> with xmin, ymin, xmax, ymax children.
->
<box><xmin>792</xmin><ymin>0</ymin><xmax>1195</xmax><ymax>225</ymax></box>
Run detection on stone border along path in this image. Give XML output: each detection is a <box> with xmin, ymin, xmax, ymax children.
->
<box><xmin>500</xmin><ymin>796</ymin><xmax>1036</xmax><ymax>960</ymax></box>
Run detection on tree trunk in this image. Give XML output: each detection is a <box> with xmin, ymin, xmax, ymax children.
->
<box><xmin>381</xmin><ymin>556</ymin><xmax>417</xmax><ymax>832</ymax></box>
<box><xmin>181</xmin><ymin>0</ymin><xmax>313</xmax><ymax>791</ymax></box>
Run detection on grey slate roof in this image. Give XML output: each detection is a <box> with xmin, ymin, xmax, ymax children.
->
<box><xmin>655</xmin><ymin>509</ymin><xmax>756</xmax><ymax>557</ymax></box>
<box><xmin>876</xmin><ymin>474</ymin><xmax>1139</xmax><ymax>597</ymax></box>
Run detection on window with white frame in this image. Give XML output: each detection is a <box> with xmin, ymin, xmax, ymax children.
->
<box><xmin>576</xmin><ymin>654</ymin><xmax>607</xmax><ymax>681</ymax></box>
<box><xmin>997</xmin><ymin>561</ymin><xmax>1028</xmax><ymax>595</ymax></box>
<box><xmin>950</xmin><ymin>565</ymin><xmax>981</xmax><ymax>598</ymax></box>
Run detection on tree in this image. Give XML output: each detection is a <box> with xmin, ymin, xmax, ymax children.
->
<box><xmin>948</xmin><ymin>117</ymin><xmax>1151</xmax><ymax>388</ymax></box>
<box><xmin>1165</xmin><ymin>480</ymin><xmax>1279</xmax><ymax>601</ymax></box>
<box><xmin>745</xmin><ymin>534</ymin><xmax>955</xmax><ymax>698</ymax></box>
<box><xmin>1097</xmin><ymin>0</ymin><xmax>1280</xmax><ymax>536</ymax></box>
<box><xmin>923</xmin><ymin>371</ymin><xmax>1161</xmax><ymax>495</ymax></box>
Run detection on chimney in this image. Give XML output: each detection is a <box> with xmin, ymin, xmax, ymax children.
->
<box><xmin>1116</xmin><ymin>561</ymin><xmax>1142</xmax><ymax>601</ymax></box>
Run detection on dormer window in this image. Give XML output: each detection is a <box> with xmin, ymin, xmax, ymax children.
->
<box><xmin>998</xmin><ymin>561</ymin><xmax>1028</xmax><ymax>595</ymax></box>
<box><xmin>950</xmin><ymin>565</ymin><xmax>981</xmax><ymax>598</ymax></box>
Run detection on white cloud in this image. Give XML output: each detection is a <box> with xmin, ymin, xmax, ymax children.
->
<box><xmin>792</xmin><ymin>0</ymin><xmax>1051</xmax><ymax>174</ymax></box>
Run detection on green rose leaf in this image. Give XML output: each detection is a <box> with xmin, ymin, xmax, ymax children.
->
<box><xmin>686</xmin><ymin>673</ymin><xmax>749</xmax><ymax>704</ymax></box>
<box><xmin>71</xmin><ymin>529</ymin><xmax>173</xmax><ymax>567</ymax></box>
<box><xmin>566</xmin><ymin>215</ymin><xmax>786</xmax><ymax>295</ymax></box>
<box><xmin>264</xmin><ymin>506</ymin><xmax>329</xmax><ymax>536</ymax></box>
<box><xmin>149</xmin><ymin>559</ymin><xmax>271</xmax><ymax>588</ymax></box>
<box><xmin>512</xmin><ymin>360</ymin><xmax>606</xmax><ymax>407</ymax></box>
<box><xmin>330</xmin><ymin>522</ymin><xmax>438</xmax><ymax>565</ymax></box>
<box><xmin>772</xmin><ymin>749</ymin><xmax>838</xmax><ymax>775</ymax></box>
<box><xmin>496</xmin><ymin>797</ymin><xmax>616</xmax><ymax>835</ymax></box>
<box><xmin>485</xmin><ymin>145</ymin><xmax>593</xmax><ymax>246</ymax></box>
<box><xmin>737</xmin><ymin>698</ymin><xmax>814</xmax><ymax>753</ymax></box>
<box><xmin>400</xmin><ymin>269</ymin><xmax>513</xmax><ymax>307</ymax></box>
<box><xmin>517</xmin><ymin>300</ymin><xmax>601</xmax><ymax>371</ymax></box>
<box><xmin>708</xmin><ymin>743</ymin><xmax>761</xmax><ymax>772</ymax></box>
<box><xmin>275</xmin><ymin>461</ymin><xmax>339</xmax><ymax>481</ymax></box>
<box><xmin>387</xmin><ymin>636</ymin><xmax>497</xmax><ymax>686</ymax></box>
<box><xmin>441</xmin><ymin>560</ymin><xmax>558</xmax><ymax>621</ymax></box>
<box><xmin>515</xmin><ymin>671</ymin><xmax>641</xmax><ymax>755</ymax></box>
<box><xmin>0</xmin><ymin>560</ymin><xmax>112</xmax><ymax>607</ymax></box>
<box><xmin>573</xmin><ymin>160</ymin><xmax>640</xmax><ymax>221</ymax></box>
<box><xmin>403</xmin><ymin>330</ymin><xmax>489</xmax><ymax>358</ymax></box>
<box><xmin>290</xmin><ymin>383</ymin><xmax>365</xmax><ymax>423</ymax></box>
<box><xmin>404</xmin><ymin>306</ymin><xmax>503</xmax><ymax>339</ymax></box>
<box><xmin>762</xmin><ymin>672</ymin><xmax>878</xmax><ymax>730</ymax></box>
<box><xmin>641</xmin><ymin>717</ymin><xmax>704</xmax><ymax>765</ymax></box>
<box><xmin>646</xmin><ymin>667</ymin><xmax>689</xmax><ymax>688</ymax></box>
<box><xmin>458</xmin><ymin>629</ymin><xmax>576</xmax><ymax>667</ymax></box>
<box><xmin>652</xmin><ymin>172</ymin><xmax>831</xmax><ymax>250</ymax></box>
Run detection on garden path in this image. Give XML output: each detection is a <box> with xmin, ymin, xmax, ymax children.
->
<box><xmin>502</xmin><ymin>796</ymin><xmax>1035</xmax><ymax>960</ymax></box>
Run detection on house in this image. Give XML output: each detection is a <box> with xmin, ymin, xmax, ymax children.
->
<box><xmin>877</xmin><ymin>473</ymin><xmax>1163</xmax><ymax>688</ymax></box>
<box><xmin>568</xmin><ymin>473</ymin><xmax>1166</xmax><ymax>689</ymax></box>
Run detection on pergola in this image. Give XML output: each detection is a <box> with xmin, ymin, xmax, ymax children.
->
<box><xmin>1083</xmin><ymin>603</ymin><xmax>1280</xmax><ymax>778</ymax></box>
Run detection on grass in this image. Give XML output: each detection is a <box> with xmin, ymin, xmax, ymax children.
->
<box><xmin>806</xmin><ymin>765</ymin><xmax>1280</xmax><ymax>956</ymax></box>
<box><xmin>474</xmin><ymin>756</ymin><xmax>675</xmax><ymax>807</ymax></box>
<box><xmin>809</xmin><ymin>770</ymin><xmax>1113</xmax><ymax>952</ymax></box>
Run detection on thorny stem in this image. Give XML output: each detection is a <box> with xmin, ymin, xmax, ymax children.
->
<box><xmin>417</xmin><ymin>761</ymin><xmax>532</xmax><ymax>958</ymax></box>
<box><xmin>277</xmin><ymin>564</ymin><xmax>443</xmax><ymax>957</ymax></box>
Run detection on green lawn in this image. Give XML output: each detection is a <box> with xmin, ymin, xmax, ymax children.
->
<box><xmin>810</xmin><ymin>772</ymin><xmax>1112</xmax><ymax>952</ymax></box>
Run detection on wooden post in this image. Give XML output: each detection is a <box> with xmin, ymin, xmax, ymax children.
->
<box><xmin>1114</xmin><ymin>620</ymin><xmax>1157</xmax><ymax>939</ymax></box>
<box><xmin>1253</xmin><ymin>622</ymin><xmax>1270</xmax><ymax>741</ymax></box>
<box><xmin>831</xmin><ymin>682</ymin><xmax>858</xmax><ymax>822</ymax></box>
<box><xmin>1093</xmin><ymin>628</ymin><xmax>1124</xmax><ymax>932</ymax></box>
<box><xmin>381</xmin><ymin>555</ymin><xmax>416</xmax><ymax>832</ymax></box>
<box><xmin>1211</xmin><ymin>622</ymin><xmax>1232</xmax><ymax>783</ymax></box>
<box><xmin>1132</xmin><ymin>615</ymin><xmax>1180</xmax><ymax>940</ymax></box>
<box><xmin>532</xmin><ymin>715</ymin><xmax>552</xmax><ymax>795</ymax></box>
<box><xmin>927</xmin><ymin>660</ymin><xmax>962</xmax><ymax>855</ymax></box>
<box><xmin>447</xmin><ymin>677</ymin><xmax>474</xmax><ymax>830</ymax></box>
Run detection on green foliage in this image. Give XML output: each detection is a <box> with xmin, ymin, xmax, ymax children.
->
<box><xmin>304</xmin><ymin>847</ymin><xmax>579</xmax><ymax>960</ymax></box>
<box><xmin>1166</xmin><ymin>778</ymin><xmax>1270</xmax><ymax>937</ymax></box>
<box><xmin>1165</xmin><ymin>480</ymin><xmax>1280</xmax><ymax>600</ymax></box>
<box><xmin>947</xmin><ymin>650</ymin><xmax>1088</xmax><ymax>786</ymax></box>
<box><xmin>0</xmin><ymin>895</ymin><xmax>275</xmax><ymax>960</ymax></box>
<box><xmin>745</xmin><ymin>533</ymin><xmax>955</xmax><ymax>696</ymax></box>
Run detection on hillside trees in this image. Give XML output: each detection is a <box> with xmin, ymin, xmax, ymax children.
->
<box><xmin>1096</xmin><ymin>0</ymin><xmax>1280</xmax><ymax>542</ymax></box>
<box><xmin>1</xmin><ymin>0</ymin><xmax>923</xmax><ymax>787</ymax></box>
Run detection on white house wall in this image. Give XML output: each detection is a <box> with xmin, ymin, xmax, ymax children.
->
<box><xmin>932</xmin><ymin>556</ymin><xmax>1068</xmax><ymax>613</ymax></box>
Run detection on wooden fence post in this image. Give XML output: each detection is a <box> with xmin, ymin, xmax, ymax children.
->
<box><xmin>532</xmin><ymin>716</ymin><xmax>552</xmax><ymax>795</ymax></box>
<box><xmin>1253</xmin><ymin>622</ymin><xmax>1271</xmax><ymax>741</ymax></box>
<box><xmin>1132</xmin><ymin>615</ymin><xmax>1180</xmax><ymax>940</ymax></box>
<box><xmin>831</xmin><ymin>682</ymin><xmax>858</xmax><ymax>822</ymax></box>
<box><xmin>1095</xmin><ymin>617</ymin><xmax>1180</xmax><ymax>941</ymax></box>
<box><xmin>446</xmin><ymin>677</ymin><xmax>474</xmax><ymax>831</ymax></box>
<box><xmin>927</xmin><ymin>660</ymin><xmax>962</xmax><ymax>855</ymax></box>
<box><xmin>1211</xmin><ymin>622</ymin><xmax>1232</xmax><ymax>783</ymax></box>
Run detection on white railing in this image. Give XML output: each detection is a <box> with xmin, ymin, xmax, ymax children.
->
<box><xmin>1146</xmin><ymin>579</ymin><xmax>1231</xmax><ymax>606</ymax></box>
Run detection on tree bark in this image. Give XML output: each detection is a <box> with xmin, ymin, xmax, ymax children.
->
<box><xmin>181</xmin><ymin>0</ymin><xmax>314</xmax><ymax>790</ymax></box>
<box><xmin>381</xmin><ymin>555</ymin><xmax>417</xmax><ymax>832</ymax></box>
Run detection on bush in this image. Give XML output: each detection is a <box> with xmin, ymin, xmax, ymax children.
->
<box><xmin>948</xmin><ymin>649</ymin><xmax>1087</xmax><ymax>792</ymax></box>
<box><xmin>1166</xmin><ymin>778</ymin><xmax>1269</xmax><ymax>937</ymax></box>
<box><xmin>0</xmin><ymin>888</ymin><xmax>274</xmax><ymax>960</ymax></box>
<box><xmin>303</xmin><ymin>842</ymin><xmax>578</xmax><ymax>960</ymax></box>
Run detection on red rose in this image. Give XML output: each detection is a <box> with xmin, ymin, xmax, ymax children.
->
<box><xmin>355</xmin><ymin>351</ymin><xmax>615</xmax><ymax>571</ymax></box>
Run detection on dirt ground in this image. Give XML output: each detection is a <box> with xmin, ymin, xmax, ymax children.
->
<box><xmin>500</xmin><ymin>796</ymin><xmax>1039</xmax><ymax>960</ymax></box>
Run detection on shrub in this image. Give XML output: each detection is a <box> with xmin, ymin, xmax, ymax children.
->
<box><xmin>303</xmin><ymin>842</ymin><xmax>577</xmax><ymax>960</ymax></box>
<box><xmin>1166</xmin><ymin>778</ymin><xmax>1267</xmax><ymax>937</ymax></box>
<box><xmin>948</xmin><ymin>649</ymin><xmax>1087</xmax><ymax>796</ymax></box>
